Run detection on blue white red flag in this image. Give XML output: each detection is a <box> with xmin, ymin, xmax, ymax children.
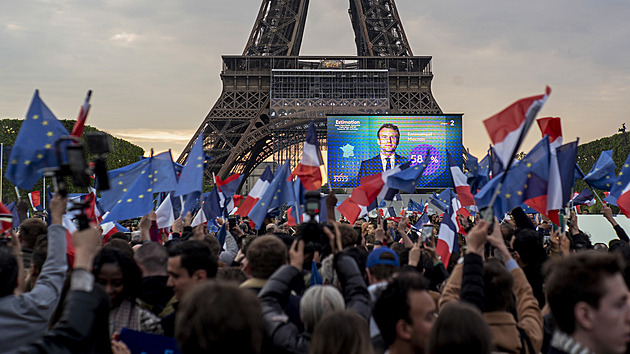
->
<box><xmin>28</xmin><ymin>191</ymin><xmax>43</xmax><ymax>212</ymax></box>
<box><xmin>70</xmin><ymin>90</ymin><xmax>92</xmax><ymax>138</ymax></box>
<box><xmin>235</xmin><ymin>165</ymin><xmax>273</xmax><ymax>217</ymax></box>
<box><xmin>447</xmin><ymin>151</ymin><xmax>475</xmax><ymax>207</ymax></box>
<box><xmin>606</xmin><ymin>151</ymin><xmax>630</xmax><ymax>211</ymax></box>
<box><xmin>436</xmin><ymin>203</ymin><xmax>458</xmax><ymax>264</ymax></box>
<box><xmin>483</xmin><ymin>87</ymin><xmax>551</xmax><ymax>170</ymax></box>
<box><xmin>248</xmin><ymin>160</ymin><xmax>296</xmax><ymax>229</ymax></box>
<box><xmin>289</xmin><ymin>120</ymin><xmax>324</xmax><ymax>190</ymax></box>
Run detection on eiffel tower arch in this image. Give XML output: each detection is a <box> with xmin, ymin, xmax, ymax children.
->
<box><xmin>178</xmin><ymin>0</ymin><xmax>442</xmax><ymax>187</ymax></box>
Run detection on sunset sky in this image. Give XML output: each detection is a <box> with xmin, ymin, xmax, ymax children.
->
<box><xmin>2</xmin><ymin>0</ymin><xmax>628</xmax><ymax>161</ymax></box>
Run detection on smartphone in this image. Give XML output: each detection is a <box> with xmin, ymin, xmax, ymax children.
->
<box><xmin>228</xmin><ymin>216</ymin><xmax>237</xmax><ymax>229</ymax></box>
<box><xmin>421</xmin><ymin>225</ymin><xmax>433</xmax><ymax>245</ymax></box>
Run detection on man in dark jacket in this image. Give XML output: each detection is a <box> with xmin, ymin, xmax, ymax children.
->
<box><xmin>134</xmin><ymin>242</ymin><xmax>176</xmax><ymax>318</ymax></box>
<box><xmin>259</xmin><ymin>235</ymin><xmax>370</xmax><ymax>353</ymax></box>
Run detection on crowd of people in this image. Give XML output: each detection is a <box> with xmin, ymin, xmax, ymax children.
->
<box><xmin>1</xmin><ymin>191</ymin><xmax>630</xmax><ymax>354</ymax></box>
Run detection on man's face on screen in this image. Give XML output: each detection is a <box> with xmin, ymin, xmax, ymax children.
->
<box><xmin>377</xmin><ymin>127</ymin><xmax>399</xmax><ymax>157</ymax></box>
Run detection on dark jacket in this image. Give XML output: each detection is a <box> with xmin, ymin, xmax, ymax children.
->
<box><xmin>357</xmin><ymin>154</ymin><xmax>408</xmax><ymax>182</ymax></box>
<box><xmin>18</xmin><ymin>286</ymin><xmax>111</xmax><ymax>354</ymax></box>
<box><xmin>136</xmin><ymin>276</ymin><xmax>176</xmax><ymax>318</ymax></box>
<box><xmin>259</xmin><ymin>251</ymin><xmax>370</xmax><ymax>354</ymax></box>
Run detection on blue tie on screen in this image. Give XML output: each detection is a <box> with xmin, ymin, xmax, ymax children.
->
<box><xmin>385</xmin><ymin>158</ymin><xmax>391</xmax><ymax>170</ymax></box>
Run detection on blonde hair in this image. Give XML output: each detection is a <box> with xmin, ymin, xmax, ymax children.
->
<box><xmin>299</xmin><ymin>285</ymin><xmax>345</xmax><ymax>332</ymax></box>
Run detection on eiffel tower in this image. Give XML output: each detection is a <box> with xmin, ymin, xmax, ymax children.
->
<box><xmin>178</xmin><ymin>0</ymin><xmax>442</xmax><ymax>185</ymax></box>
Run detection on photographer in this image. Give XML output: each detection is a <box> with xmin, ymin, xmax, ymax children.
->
<box><xmin>258</xmin><ymin>222</ymin><xmax>370</xmax><ymax>353</ymax></box>
<box><xmin>0</xmin><ymin>193</ymin><xmax>68</xmax><ymax>353</ymax></box>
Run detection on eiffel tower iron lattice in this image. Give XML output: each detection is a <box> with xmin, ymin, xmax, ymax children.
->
<box><xmin>178</xmin><ymin>0</ymin><xmax>442</xmax><ymax>188</ymax></box>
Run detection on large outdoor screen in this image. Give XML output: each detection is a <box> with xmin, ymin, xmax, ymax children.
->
<box><xmin>327</xmin><ymin>115</ymin><xmax>463</xmax><ymax>189</ymax></box>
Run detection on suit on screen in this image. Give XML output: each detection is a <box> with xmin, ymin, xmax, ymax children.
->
<box><xmin>356</xmin><ymin>154</ymin><xmax>408</xmax><ymax>182</ymax></box>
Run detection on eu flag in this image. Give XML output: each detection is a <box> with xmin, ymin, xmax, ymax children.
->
<box><xmin>475</xmin><ymin>136</ymin><xmax>550</xmax><ymax>219</ymax></box>
<box><xmin>386</xmin><ymin>153</ymin><xmax>430</xmax><ymax>193</ymax></box>
<box><xmin>584</xmin><ymin>150</ymin><xmax>617</xmax><ymax>191</ymax></box>
<box><xmin>605</xmin><ymin>151</ymin><xmax>630</xmax><ymax>206</ymax></box>
<box><xmin>101</xmin><ymin>163</ymin><xmax>155</xmax><ymax>223</ymax></box>
<box><xmin>407</xmin><ymin>198</ymin><xmax>423</xmax><ymax>212</ymax></box>
<box><xmin>174</xmin><ymin>134</ymin><xmax>204</xmax><ymax>197</ymax></box>
<box><xmin>6</xmin><ymin>90</ymin><xmax>70</xmax><ymax>190</ymax></box>
<box><xmin>99</xmin><ymin>151</ymin><xmax>178</xmax><ymax>213</ymax></box>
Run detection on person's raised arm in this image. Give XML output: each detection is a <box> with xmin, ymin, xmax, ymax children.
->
<box><xmin>488</xmin><ymin>215</ymin><xmax>543</xmax><ymax>352</ymax></box>
<box><xmin>459</xmin><ymin>219</ymin><xmax>490</xmax><ymax>312</ymax></box>
<box><xmin>326</xmin><ymin>191</ymin><xmax>337</xmax><ymax>223</ymax></box>
<box><xmin>258</xmin><ymin>240</ymin><xmax>306</xmax><ymax>352</ymax></box>
<box><xmin>602</xmin><ymin>204</ymin><xmax>629</xmax><ymax>242</ymax></box>
<box><xmin>397</xmin><ymin>215</ymin><xmax>413</xmax><ymax>248</ymax></box>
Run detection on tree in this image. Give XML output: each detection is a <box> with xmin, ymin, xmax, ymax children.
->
<box><xmin>1</xmin><ymin>119</ymin><xmax>145</xmax><ymax>203</ymax></box>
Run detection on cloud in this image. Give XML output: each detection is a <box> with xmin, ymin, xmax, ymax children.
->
<box><xmin>1</xmin><ymin>0</ymin><xmax>629</xmax><ymax>162</ymax></box>
<box><xmin>110</xmin><ymin>32</ymin><xmax>140</xmax><ymax>43</ymax></box>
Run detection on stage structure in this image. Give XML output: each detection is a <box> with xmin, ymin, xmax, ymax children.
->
<box><xmin>178</xmin><ymin>0</ymin><xmax>443</xmax><ymax>186</ymax></box>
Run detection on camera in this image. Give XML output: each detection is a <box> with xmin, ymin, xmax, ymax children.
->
<box><xmin>41</xmin><ymin>132</ymin><xmax>112</xmax><ymax>230</ymax></box>
<box><xmin>304</xmin><ymin>191</ymin><xmax>321</xmax><ymax>220</ymax></box>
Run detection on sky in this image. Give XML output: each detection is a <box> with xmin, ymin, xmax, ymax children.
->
<box><xmin>1</xmin><ymin>0</ymin><xmax>629</xmax><ymax>162</ymax></box>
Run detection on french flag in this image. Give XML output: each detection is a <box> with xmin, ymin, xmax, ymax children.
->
<box><xmin>570</xmin><ymin>188</ymin><xmax>596</xmax><ymax>207</ymax></box>
<box><xmin>101</xmin><ymin>219</ymin><xmax>130</xmax><ymax>243</ymax></box>
<box><xmin>436</xmin><ymin>202</ymin><xmax>458</xmax><ymax>265</ymax></box>
<box><xmin>61</xmin><ymin>214</ymin><xmax>77</xmax><ymax>266</ymax></box>
<box><xmin>447</xmin><ymin>151</ymin><xmax>475</xmax><ymax>207</ymax></box>
<box><xmin>537</xmin><ymin>117</ymin><xmax>563</xmax><ymax>224</ymax></box>
<box><xmin>289</xmin><ymin>120</ymin><xmax>324</xmax><ymax>191</ymax></box>
<box><xmin>156</xmin><ymin>193</ymin><xmax>176</xmax><ymax>229</ymax></box>
<box><xmin>216</xmin><ymin>174</ymin><xmax>244</xmax><ymax>215</ymax></box>
<box><xmin>215</xmin><ymin>173</ymin><xmax>242</xmax><ymax>198</ymax></box>
<box><xmin>191</xmin><ymin>207</ymin><xmax>207</xmax><ymax>227</ymax></box>
<box><xmin>235</xmin><ymin>165</ymin><xmax>273</xmax><ymax>217</ymax></box>
<box><xmin>609</xmin><ymin>151</ymin><xmax>630</xmax><ymax>217</ymax></box>
<box><xmin>337</xmin><ymin>173</ymin><xmax>384</xmax><ymax>224</ymax></box>
<box><xmin>70</xmin><ymin>90</ymin><xmax>92</xmax><ymax>138</ymax></box>
<box><xmin>0</xmin><ymin>202</ymin><xmax>13</xmax><ymax>234</ymax></box>
<box><xmin>617</xmin><ymin>182</ymin><xmax>630</xmax><ymax>218</ymax></box>
<box><xmin>483</xmin><ymin>86</ymin><xmax>551</xmax><ymax>169</ymax></box>
<box><xmin>28</xmin><ymin>191</ymin><xmax>43</xmax><ymax>212</ymax></box>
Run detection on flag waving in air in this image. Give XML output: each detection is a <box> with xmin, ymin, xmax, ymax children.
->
<box><xmin>534</xmin><ymin>117</ymin><xmax>563</xmax><ymax>224</ymax></box>
<box><xmin>236</xmin><ymin>165</ymin><xmax>273</xmax><ymax>217</ymax></box>
<box><xmin>289</xmin><ymin>120</ymin><xmax>324</xmax><ymax>190</ymax></box>
<box><xmin>606</xmin><ymin>150</ymin><xmax>630</xmax><ymax>212</ymax></box>
<box><xmin>584</xmin><ymin>150</ymin><xmax>617</xmax><ymax>191</ymax></box>
<box><xmin>6</xmin><ymin>90</ymin><xmax>70</xmax><ymax>190</ymax></box>
<box><xmin>483</xmin><ymin>86</ymin><xmax>551</xmax><ymax>170</ymax></box>
<box><xmin>248</xmin><ymin>160</ymin><xmax>296</xmax><ymax>229</ymax></box>
<box><xmin>447</xmin><ymin>151</ymin><xmax>475</xmax><ymax>207</ymax></box>
<box><xmin>70</xmin><ymin>90</ymin><xmax>92</xmax><ymax>138</ymax></box>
